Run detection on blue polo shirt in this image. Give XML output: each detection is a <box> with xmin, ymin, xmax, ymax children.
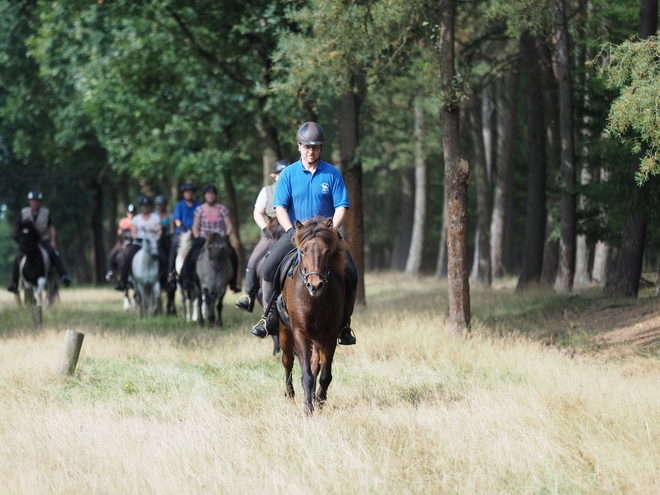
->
<box><xmin>172</xmin><ymin>199</ymin><xmax>201</xmax><ymax>234</ymax></box>
<box><xmin>274</xmin><ymin>159</ymin><xmax>349</xmax><ymax>224</ymax></box>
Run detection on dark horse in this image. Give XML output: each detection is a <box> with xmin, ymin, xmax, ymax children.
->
<box><xmin>158</xmin><ymin>235</ymin><xmax>176</xmax><ymax>316</ymax></box>
<box><xmin>196</xmin><ymin>233</ymin><xmax>233</xmax><ymax>327</ymax></box>
<box><xmin>110</xmin><ymin>229</ymin><xmax>135</xmax><ymax>311</ymax></box>
<box><xmin>255</xmin><ymin>216</ymin><xmax>286</xmax><ymax>355</ymax></box>
<box><xmin>279</xmin><ymin>217</ymin><xmax>346</xmax><ymax>415</ymax></box>
<box><xmin>13</xmin><ymin>219</ymin><xmax>58</xmax><ymax>307</ymax></box>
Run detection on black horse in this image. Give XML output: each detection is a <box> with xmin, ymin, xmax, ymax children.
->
<box><xmin>13</xmin><ymin>220</ymin><xmax>58</xmax><ymax>307</ymax></box>
<box><xmin>158</xmin><ymin>234</ymin><xmax>176</xmax><ymax>316</ymax></box>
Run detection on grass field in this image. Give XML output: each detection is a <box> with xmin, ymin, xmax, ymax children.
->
<box><xmin>1</xmin><ymin>274</ymin><xmax>659</xmax><ymax>494</ymax></box>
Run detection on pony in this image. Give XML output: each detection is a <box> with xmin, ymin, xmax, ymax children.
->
<box><xmin>110</xmin><ymin>228</ymin><xmax>136</xmax><ymax>311</ymax></box>
<box><xmin>254</xmin><ymin>216</ymin><xmax>286</xmax><ymax>355</ymax></box>
<box><xmin>131</xmin><ymin>227</ymin><xmax>161</xmax><ymax>317</ymax></box>
<box><xmin>157</xmin><ymin>234</ymin><xmax>176</xmax><ymax>316</ymax></box>
<box><xmin>13</xmin><ymin>219</ymin><xmax>58</xmax><ymax>308</ymax></box>
<box><xmin>176</xmin><ymin>230</ymin><xmax>200</xmax><ymax>322</ymax></box>
<box><xmin>196</xmin><ymin>233</ymin><xmax>233</xmax><ymax>327</ymax></box>
<box><xmin>278</xmin><ymin>216</ymin><xmax>347</xmax><ymax>415</ymax></box>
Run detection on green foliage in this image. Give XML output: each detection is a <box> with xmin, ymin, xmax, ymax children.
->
<box><xmin>596</xmin><ymin>36</ymin><xmax>660</xmax><ymax>185</ymax></box>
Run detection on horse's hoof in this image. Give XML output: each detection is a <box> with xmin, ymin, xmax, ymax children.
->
<box><xmin>7</xmin><ymin>283</ymin><xmax>18</xmax><ymax>294</ymax></box>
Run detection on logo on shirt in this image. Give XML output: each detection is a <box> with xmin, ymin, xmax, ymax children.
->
<box><xmin>320</xmin><ymin>183</ymin><xmax>330</xmax><ymax>194</ymax></box>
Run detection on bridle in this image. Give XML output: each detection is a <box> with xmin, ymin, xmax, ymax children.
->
<box><xmin>296</xmin><ymin>248</ymin><xmax>331</xmax><ymax>285</ymax></box>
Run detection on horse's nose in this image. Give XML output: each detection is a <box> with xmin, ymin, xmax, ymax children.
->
<box><xmin>306</xmin><ymin>281</ymin><xmax>324</xmax><ymax>296</ymax></box>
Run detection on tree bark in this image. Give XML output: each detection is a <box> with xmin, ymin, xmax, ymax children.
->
<box><xmin>435</xmin><ymin>192</ymin><xmax>448</xmax><ymax>278</ymax></box>
<box><xmin>90</xmin><ymin>180</ymin><xmax>106</xmax><ymax>285</ymax></box>
<box><xmin>255</xmin><ymin>98</ymin><xmax>281</xmax><ymax>187</ymax></box>
<box><xmin>223</xmin><ymin>168</ymin><xmax>243</xmax><ymax>283</ymax></box>
<box><xmin>553</xmin><ymin>0</ymin><xmax>577</xmax><ymax>293</ymax></box>
<box><xmin>338</xmin><ymin>91</ymin><xmax>366</xmax><ymax>305</ymax></box>
<box><xmin>391</xmin><ymin>167</ymin><xmax>414</xmax><ymax>271</ymax></box>
<box><xmin>491</xmin><ymin>66</ymin><xmax>518</xmax><ymax>280</ymax></box>
<box><xmin>438</xmin><ymin>0</ymin><xmax>470</xmax><ymax>336</ymax></box>
<box><xmin>467</xmin><ymin>88</ymin><xmax>492</xmax><ymax>286</ymax></box>
<box><xmin>517</xmin><ymin>31</ymin><xmax>546</xmax><ymax>290</ymax></box>
<box><xmin>405</xmin><ymin>98</ymin><xmax>427</xmax><ymax>276</ymax></box>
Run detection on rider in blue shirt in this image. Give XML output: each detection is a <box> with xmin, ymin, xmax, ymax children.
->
<box><xmin>167</xmin><ymin>183</ymin><xmax>201</xmax><ymax>285</ymax></box>
<box><xmin>250</xmin><ymin>122</ymin><xmax>357</xmax><ymax>345</ymax></box>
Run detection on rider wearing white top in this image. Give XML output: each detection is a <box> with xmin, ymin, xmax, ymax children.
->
<box><xmin>115</xmin><ymin>195</ymin><xmax>162</xmax><ymax>291</ymax></box>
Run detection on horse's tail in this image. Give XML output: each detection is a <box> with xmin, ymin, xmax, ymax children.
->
<box><xmin>176</xmin><ymin>230</ymin><xmax>193</xmax><ymax>272</ymax></box>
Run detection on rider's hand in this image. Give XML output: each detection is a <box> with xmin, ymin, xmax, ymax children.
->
<box><xmin>262</xmin><ymin>227</ymin><xmax>273</xmax><ymax>240</ymax></box>
<box><xmin>287</xmin><ymin>227</ymin><xmax>296</xmax><ymax>247</ymax></box>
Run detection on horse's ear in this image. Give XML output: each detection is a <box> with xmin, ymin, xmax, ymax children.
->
<box><xmin>325</xmin><ymin>218</ymin><xmax>334</xmax><ymax>229</ymax></box>
<box><xmin>295</xmin><ymin>220</ymin><xmax>303</xmax><ymax>230</ymax></box>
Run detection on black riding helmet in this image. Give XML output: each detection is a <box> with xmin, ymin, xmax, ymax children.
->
<box><xmin>296</xmin><ymin>122</ymin><xmax>324</xmax><ymax>145</ymax></box>
<box><xmin>126</xmin><ymin>203</ymin><xmax>136</xmax><ymax>214</ymax></box>
<box><xmin>272</xmin><ymin>159</ymin><xmax>290</xmax><ymax>174</ymax></box>
<box><xmin>202</xmin><ymin>184</ymin><xmax>217</xmax><ymax>195</ymax></box>
<box><xmin>138</xmin><ymin>195</ymin><xmax>153</xmax><ymax>207</ymax></box>
<box><xmin>154</xmin><ymin>194</ymin><xmax>167</xmax><ymax>205</ymax></box>
<box><xmin>180</xmin><ymin>183</ymin><xmax>195</xmax><ymax>193</ymax></box>
<box><xmin>27</xmin><ymin>190</ymin><xmax>43</xmax><ymax>200</ymax></box>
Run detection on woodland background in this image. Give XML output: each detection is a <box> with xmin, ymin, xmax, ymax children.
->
<box><xmin>1</xmin><ymin>0</ymin><xmax>659</xmax><ymax>311</ymax></box>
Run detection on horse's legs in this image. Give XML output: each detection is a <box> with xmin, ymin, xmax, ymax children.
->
<box><xmin>280</xmin><ymin>328</ymin><xmax>295</xmax><ymax>400</ymax></box>
<box><xmin>216</xmin><ymin>289</ymin><xmax>225</xmax><ymax>327</ymax></box>
<box><xmin>295</xmin><ymin>332</ymin><xmax>315</xmax><ymax>415</ymax></box>
<box><xmin>316</xmin><ymin>344</ymin><xmax>336</xmax><ymax>409</ymax></box>
<box><xmin>123</xmin><ymin>288</ymin><xmax>131</xmax><ymax>311</ymax></box>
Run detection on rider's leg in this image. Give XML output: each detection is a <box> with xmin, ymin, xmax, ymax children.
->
<box><xmin>42</xmin><ymin>242</ymin><xmax>72</xmax><ymax>287</ymax></box>
<box><xmin>7</xmin><ymin>253</ymin><xmax>20</xmax><ymax>293</ymax></box>
<box><xmin>106</xmin><ymin>243</ymin><xmax>120</xmax><ymax>280</ymax></box>
<box><xmin>236</xmin><ymin>234</ymin><xmax>270</xmax><ymax>312</ymax></box>
<box><xmin>338</xmin><ymin>250</ymin><xmax>358</xmax><ymax>345</ymax></box>
<box><xmin>115</xmin><ymin>243</ymin><xmax>141</xmax><ymax>291</ymax></box>
<box><xmin>251</xmin><ymin>235</ymin><xmax>292</xmax><ymax>338</ymax></box>
<box><xmin>228</xmin><ymin>245</ymin><xmax>240</xmax><ymax>293</ymax></box>
<box><xmin>167</xmin><ymin>233</ymin><xmax>180</xmax><ymax>284</ymax></box>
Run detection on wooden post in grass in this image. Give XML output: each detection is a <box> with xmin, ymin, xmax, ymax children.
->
<box><xmin>32</xmin><ymin>306</ymin><xmax>42</xmax><ymax>329</ymax></box>
<box><xmin>59</xmin><ymin>329</ymin><xmax>84</xmax><ymax>376</ymax></box>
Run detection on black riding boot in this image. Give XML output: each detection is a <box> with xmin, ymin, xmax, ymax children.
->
<box><xmin>338</xmin><ymin>286</ymin><xmax>357</xmax><ymax>345</ymax></box>
<box><xmin>235</xmin><ymin>268</ymin><xmax>257</xmax><ymax>312</ymax></box>
<box><xmin>7</xmin><ymin>256</ymin><xmax>20</xmax><ymax>293</ymax></box>
<box><xmin>251</xmin><ymin>281</ymin><xmax>278</xmax><ymax>338</ymax></box>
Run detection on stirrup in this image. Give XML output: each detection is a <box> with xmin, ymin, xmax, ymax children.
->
<box><xmin>251</xmin><ymin>317</ymin><xmax>270</xmax><ymax>340</ymax></box>
<box><xmin>235</xmin><ymin>294</ymin><xmax>252</xmax><ymax>312</ymax></box>
<box><xmin>338</xmin><ymin>325</ymin><xmax>356</xmax><ymax>345</ymax></box>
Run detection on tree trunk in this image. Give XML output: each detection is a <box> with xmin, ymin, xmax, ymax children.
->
<box><xmin>223</xmin><ymin>169</ymin><xmax>243</xmax><ymax>284</ymax></box>
<box><xmin>90</xmin><ymin>180</ymin><xmax>106</xmax><ymax>285</ymax></box>
<box><xmin>438</xmin><ymin>0</ymin><xmax>470</xmax><ymax>336</ymax></box>
<box><xmin>467</xmin><ymin>88</ymin><xmax>492</xmax><ymax>286</ymax></box>
<box><xmin>255</xmin><ymin>99</ymin><xmax>281</xmax><ymax>187</ymax></box>
<box><xmin>517</xmin><ymin>31</ymin><xmax>546</xmax><ymax>290</ymax></box>
<box><xmin>574</xmin><ymin>166</ymin><xmax>592</xmax><ymax>285</ymax></box>
<box><xmin>491</xmin><ymin>66</ymin><xmax>518</xmax><ymax>280</ymax></box>
<box><xmin>339</xmin><ymin>91</ymin><xmax>366</xmax><ymax>305</ymax></box>
<box><xmin>553</xmin><ymin>0</ymin><xmax>577</xmax><ymax>293</ymax></box>
<box><xmin>405</xmin><ymin>98</ymin><xmax>427</xmax><ymax>276</ymax></box>
<box><xmin>435</xmin><ymin>192</ymin><xmax>448</xmax><ymax>278</ymax></box>
<box><xmin>391</xmin><ymin>167</ymin><xmax>414</xmax><ymax>271</ymax></box>
<box><xmin>592</xmin><ymin>241</ymin><xmax>611</xmax><ymax>284</ymax></box>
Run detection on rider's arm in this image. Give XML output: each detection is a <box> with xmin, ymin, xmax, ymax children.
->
<box><xmin>168</xmin><ymin>213</ymin><xmax>175</xmax><ymax>236</ymax></box>
<box><xmin>49</xmin><ymin>224</ymin><xmax>57</xmax><ymax>248</ymax></box>
<box><xmin>191</xmin><ymin>214</ymin><xmax>201</xmax><ymax>238</ymax></box>
<box><xmin>332</xmin><ymin>207</ymin><xmax>347</xmax><ymax>229</ymax></box>
<box><xmin>253</xmin><ymin>207</ymin><xmax>268</xmax><ymax>230</ymax></box>
<box><xmin>276</xmin><ymin>206</ymin><xmax>293</xmax><ymax>232</ymax></box>
<box><xmin>224</xmin><ymin>215</ymin><xmax>234</xmax><ymax>236</ymax></box>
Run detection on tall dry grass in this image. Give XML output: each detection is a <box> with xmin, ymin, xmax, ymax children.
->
<box><xmin>1</xmin><ymin>275</ymin><xmax>659</xmax><ymax>494</ymax></box>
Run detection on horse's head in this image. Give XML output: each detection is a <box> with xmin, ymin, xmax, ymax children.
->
<box><xmin>294</xmin><ymin>217</ymin><xmax>346</xmax><ymax>297</ymax></box>
<box><xmin>15</xmin><ymin>220</ymin><xmax>41</xmax><ymax>252</ymax></box>
<box><xmin>203</xmin><ymin>233</ymin><xmax>229</xmax><ymax>260</ymax></box>
<box><xmin>142</xmin><ymin>229</ymin><xmax>160</xmax><ymax>259</ymax></box>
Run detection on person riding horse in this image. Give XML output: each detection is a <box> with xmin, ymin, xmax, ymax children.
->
<box><xmin>250</xmin><ymin>122</ymin><xmax>357</xmax><ymax>346</ymax></box>
<box><xmin>235</xmin><ymin>159</ymin><xmax>290</xmax><ymax>313</ymax></box>
<box><xmin>115</xmin><ymin>195</ymin><xmax>162</xmax><ymax>291</ymax></box>
<box><xmin>167</xmin><ymin>183</ymin><xmax>201</xmax><ymax>288</ymax></box>
<box><xmin>7</xmin><ymin>190</ymin><xmax>72</xmax><ymax>294</ymax></box>
<box><xmin>178</xmin><ymin>184</ymin><xmax>240</xmax><ymax>293</ymax></box>
<box><xmin>105</xmin><ymin>203</ymin><xmax>136</xmax><ymax>281</ymax></box>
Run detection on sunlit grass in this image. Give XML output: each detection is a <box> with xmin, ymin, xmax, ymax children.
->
<box><xmin>1</xmin><ymin>275</ymin><xmax>660</xmax><ymax>493</ymax></box>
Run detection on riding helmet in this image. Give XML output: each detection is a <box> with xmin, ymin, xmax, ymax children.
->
<box><xmin>272</xmin><ymin>159</ymin><xmax>291</xmax><ymax>174</ymax></box>
<box><xmin>296</xmin><ymin>122</ymin><xmax>324</xmax><ymax>146</ymax></box>
<box><xmin>154</xmin><ymin>194</ymin><xmax>167</xmax><ymax>205</ymax></box>
<box><xmin>126</xmin><ymin>203</ymin><xmax>137</xmax><ymax>214</ymax></box>
<box><xmin>27</xmin><ymin>190</ymin><xmax>43</xmax><ymax>200</ymax></box>
<box><xmin>138</xmin><ymin>195</ymin><xmax>153</xmax><ymax>206</ymax></box>
<box><xmin>180</xmin><ymin>183</ymin><xmax>196</xmax><ymax>193</ymax></box>
<box><xmin>202</xmin><ymin>184</ymin><xmax>217</xmax><ymax>195</ymax></box>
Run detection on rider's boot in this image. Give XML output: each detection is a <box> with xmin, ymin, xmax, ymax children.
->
<box><xmin>251</xmin><ymin>280</ymin><xmax>277</xmax><ymax>338</ymax></box>
<box><xmin>235</xmin><ymin>269</ymin><xmax>256</xmax><ymax>313</ymax></box>
<box><xmin>338</xmin><ymin>286</ymin><xmax>357</xmax><ymax>345</ymax></box>
<box><xmin>7</xmin><ymin>282</ymin><xmax>18</xmax><ymax>294</ymax></box>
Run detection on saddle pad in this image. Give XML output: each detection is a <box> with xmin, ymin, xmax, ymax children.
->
<box><xmin>273</xmin><ymin>248</ymin><xmax>299</xmax><ymax>294</ymax></box>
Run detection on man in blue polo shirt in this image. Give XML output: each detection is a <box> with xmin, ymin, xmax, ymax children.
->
<box><xmin>250</xmin><ymin>122</ymin><xmax>357</xmax><ymax>345</ymax></box>
<box><xmin>167</xmin><ymin>183</ymin><xmax>201</xmax><ymax>285</ymax></box>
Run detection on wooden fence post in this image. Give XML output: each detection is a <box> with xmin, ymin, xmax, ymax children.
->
<box><xmin>32</xmin><ymin>306</ymin><xmax>42</xmax><ymax>329</ymax></box>
<box><xmin>59</xmin><ymin>329</ymin><xmax>85</xmax><ymax>376</ymax></box>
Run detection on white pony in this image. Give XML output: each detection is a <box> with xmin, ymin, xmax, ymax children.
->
<box><xmin>175</xmin><ymin>230</ymin><xmax>200</xmax><ymax>322</ymax></box>
<box><xmin>131</xmin><ymin>227</ymin><xmax>161</xmax><ymax>317</ymax></box>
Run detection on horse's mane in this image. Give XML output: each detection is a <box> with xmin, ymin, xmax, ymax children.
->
<box><xmin>295</xmin><ymin>216</ymin><xmax>347</xmax><ymax>276</ymax></box>
<box><xmin>203</xmin><ymin>232</ymin><xmax>228</xmax><ymax>249</ymax></box>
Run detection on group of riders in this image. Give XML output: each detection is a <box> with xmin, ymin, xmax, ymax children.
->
<box><xmin>8</xmin><ymin>122</ymin><xmax>357</xmax><ymax>346</ymax></box>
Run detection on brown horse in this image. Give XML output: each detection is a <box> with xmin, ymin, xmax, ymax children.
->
<box><xmin>279</xmin><ymin>216</ymin><xmax>346</xmax><ymax>415</ymax></box>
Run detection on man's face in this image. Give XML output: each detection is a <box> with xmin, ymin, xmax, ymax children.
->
<box><xmin>183</xmin><ymin>190</ymin><xmax>194</xmax><ymax>201</ymax></box>
<box><xmin>298</xmin><ymin>143</ymin><xmax>321</xmax><ymax>164</ymax></box>
<box><xmin>29</xmin><ymin>199</ymin><xmax>41</xmax><ymax>210</ymax></box>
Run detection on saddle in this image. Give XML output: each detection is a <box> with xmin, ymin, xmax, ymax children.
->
<box><xmin>263</xmin><ymin>247</ymin><xmax>299</xmax><ymax>331</ymax></box>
